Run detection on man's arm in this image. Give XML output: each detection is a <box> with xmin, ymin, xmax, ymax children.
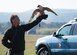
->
<box><xmin>21</xmin><ymin>15</ymin><xmax>48</xmax><ymax>31</ymax></box>
<box><xmin>2</xmin><ymin>30</ymin><xmax>12</xmax><ymax>49</ymax></box>
<box><xmin>44</xmin><ymin>7</ymin><xmax>58</xmax><ymax>16</ymax></box>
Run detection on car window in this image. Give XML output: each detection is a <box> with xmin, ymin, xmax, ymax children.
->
<box><xmin>58</xmin><ymin>25</ymin><xmax>72</xmax><ymax>36</ymax></box>
<box><xmin>72</xmin><ymin>24</ymin><xmax>77</xmax><ymax>35</ymax></box>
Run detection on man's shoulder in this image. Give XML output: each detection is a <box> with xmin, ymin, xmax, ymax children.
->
<box><xmin>5</xmin><ymin>28</ymin><xmax>12</xmax><ymax>33</ymax></box>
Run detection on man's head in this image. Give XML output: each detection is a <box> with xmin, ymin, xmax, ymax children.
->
<box><xmin>10</xmin><ymin>15</ymin><xmax>20</xmax><ymax>27</ymax></box>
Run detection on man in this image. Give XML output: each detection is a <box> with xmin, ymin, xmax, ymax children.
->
<box><xmin>2</xmin><ymin>14</ymin><xmax>48</xmax><ymax>55</ymax></box>
<box><xmin>29</xmin><ymin>5</ymin><xmax>58</xmax><ymax>23</ymax></box>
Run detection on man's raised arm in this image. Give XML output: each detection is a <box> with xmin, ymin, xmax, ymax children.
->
<box><xmin>21</xmin><ymin>15</ymin><xmax>48</xmax><ymax>31</ymax></box>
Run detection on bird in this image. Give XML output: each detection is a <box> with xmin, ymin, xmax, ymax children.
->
<box><xmin>29</xmin><ymin>5</ymin><xmax>58</xmax><ymax>23</ymax></box>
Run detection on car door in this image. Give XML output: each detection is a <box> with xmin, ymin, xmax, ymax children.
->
<box><xmin>67</xmin><ymin>24</ymin><xmax>77</xmax><ymax>55</ymax></box>
<box><xmin>56</xmin><ymin>24</ymin><xmax>75</xmax><ymax>55</ymax></box>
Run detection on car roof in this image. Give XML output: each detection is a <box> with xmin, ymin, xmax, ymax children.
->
<box><xmin>58</xmin><ymin>19</ymin><xmax>77</xmax><ymax>31</ymax></box>
<box><xmin>66</xmin><ymin>18</ymin><xmax>77</xmax><ymax>25</ymax></box>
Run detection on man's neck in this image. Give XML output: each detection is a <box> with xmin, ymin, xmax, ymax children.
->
<box><xmin>12</xmin><ymin>25</ymin><xmax>19</xmax><ymax>28</ymax></box>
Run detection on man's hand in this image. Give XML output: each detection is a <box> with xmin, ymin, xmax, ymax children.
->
<box><xmin>37</xmin><ymin>14</ymin><xmax>48</xmax><ymax>20</ymax></box>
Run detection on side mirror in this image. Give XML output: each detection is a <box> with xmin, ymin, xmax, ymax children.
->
<box><xmin>53</xmin><ymin>32</ymin><xmax>56</xmax><ymax>37</ymax></box>
<box><xmin>53</xmin><ymin>32</ymin><xmax>63</xmax><ymax>38</ymax></box>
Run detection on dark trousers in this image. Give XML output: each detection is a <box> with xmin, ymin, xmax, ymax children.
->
<box><xmin>10</xmin><ymin>51</ymin><xmax>24</xmax><ymax>55</ymax></box>
<box><xmin>6</xmin><ymin>50</ymin><xmax>24</xmax><ymax>55</ymax></box>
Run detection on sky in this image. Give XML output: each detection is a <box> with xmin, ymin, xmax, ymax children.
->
<box><xmin>0</xmin><ymin>0</ymin><xmax>77</xmax><ymax>12</ymax></box>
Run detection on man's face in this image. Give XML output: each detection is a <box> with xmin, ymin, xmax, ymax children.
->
<box><xmin>12</xmin><ymin>17</ymin><xmax>20</xmax><ymax>27</ymax></box>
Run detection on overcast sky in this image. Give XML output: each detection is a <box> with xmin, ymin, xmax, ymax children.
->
<box><xmin>0</xmin><ymin>0</ymin><xmax>77</xmax><ymax>12</ymax></box>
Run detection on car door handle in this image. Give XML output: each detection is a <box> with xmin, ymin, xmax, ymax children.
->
<box><xmin>63</xmin><ymin>38</ymin><xmax>68</xmax><ymax>40</ymax></box>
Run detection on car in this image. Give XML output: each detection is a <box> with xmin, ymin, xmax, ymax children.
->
<box><xmin>35</xmin><ymin>19</ymin><xmax>77</xmax><ymax>55</ymax></box>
